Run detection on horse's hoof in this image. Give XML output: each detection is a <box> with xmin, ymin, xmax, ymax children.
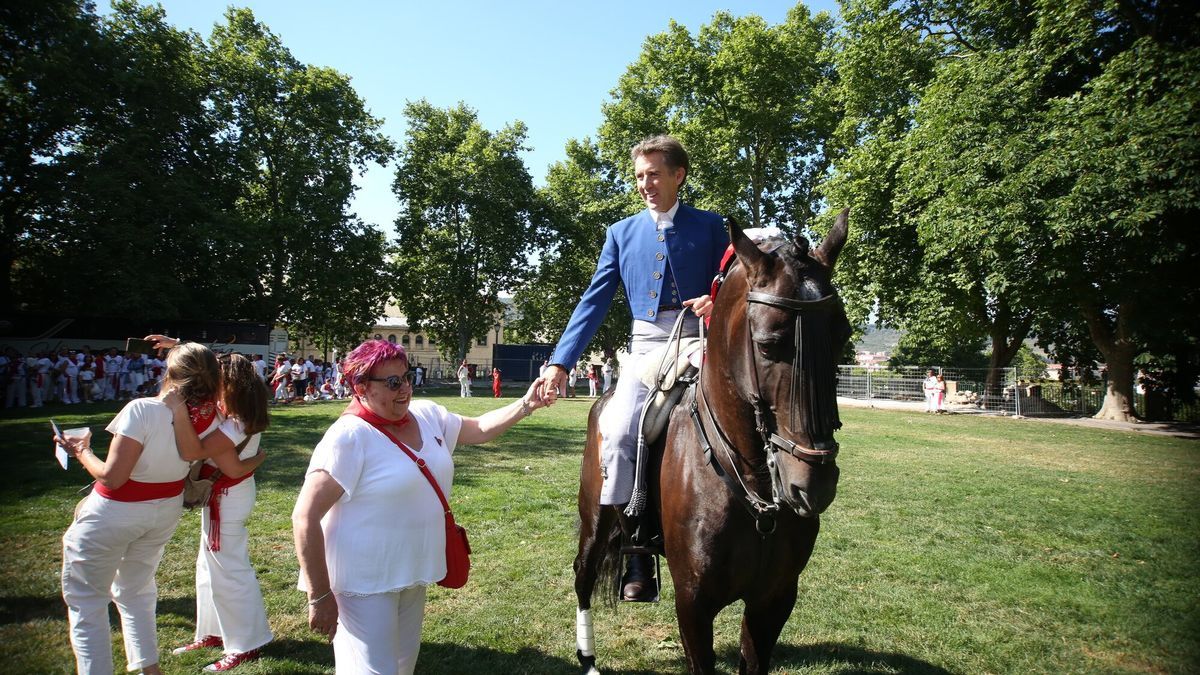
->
<box><xmin>577</xmin><ymin>649</ymin><xmax>600</xmax><ymax>675</ymax></box>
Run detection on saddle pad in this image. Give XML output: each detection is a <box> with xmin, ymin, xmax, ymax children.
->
<box><xmin>639</xmin><ymin>339</ymin><xmax>704</xmax><ymax>445</ymax></box>
<box><xmin>638</xmin><ymin>339</ymin><xmax>703</xmax><ymax>391</ymax></box>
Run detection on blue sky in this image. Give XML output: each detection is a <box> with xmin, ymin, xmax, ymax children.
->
<box><xmin>102</xmin><ymin>1</ymin><xmax>840</xmax><ymax>233</ymax></box>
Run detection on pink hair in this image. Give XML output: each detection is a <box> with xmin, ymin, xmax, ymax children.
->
<box><xmin>343</xmin><ymin>339</ymin><xmax>408</xmax><ymax>388</ymax></box>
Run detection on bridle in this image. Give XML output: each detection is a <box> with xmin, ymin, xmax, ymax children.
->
<box><xmin>689</xmin><ymin>261</ymin><xmax>842</xmax><ymax>533</ymax></box>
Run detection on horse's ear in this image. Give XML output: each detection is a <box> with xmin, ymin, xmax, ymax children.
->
<box><xmin>727</xmin><ymin>216</ymin><xmax>767</xmax><ymax>277</ymax></box>
<box><xmin>813</xmin><ymin>208</ymin><xmax>849</xmax><ymax>270</ymax></box>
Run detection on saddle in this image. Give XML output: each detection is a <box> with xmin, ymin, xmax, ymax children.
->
<box><xmin>637</xmin><ymin>338</ymin><xmax>704</xmax><ymax>445</ymax></box>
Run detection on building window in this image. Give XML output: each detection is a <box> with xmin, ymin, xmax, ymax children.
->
<box><xmin>401</xmin><ymin>334</ymin><xmax>410</xmax><ymax>345</ymax></box>
<box><xmin>477</xmin><ymin>335</ymin><xmax>487</xmax><ymax>346</ymax></box>
<box><xmin>374</xmin><ymin>333</ymin><xmax>382</xmax><ymax>340</ymax></box>
<box><xmin>415</xmin><ymin>335</ymin><xmax>424</xmax><ymax>346</ymax></box>
<box><xmin>387</xmin><ymin>334</ymin><xmax>397</xmax><ymax>343</ymax></box>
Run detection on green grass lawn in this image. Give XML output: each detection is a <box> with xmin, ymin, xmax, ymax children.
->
<box><xmin>2</xmin><ymin>389</ymin><xmax>1197</xmax><ymax>674</ymax></box>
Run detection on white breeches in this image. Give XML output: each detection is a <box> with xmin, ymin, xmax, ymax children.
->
<box><xmin>62</xmin><ymin>493</ymin><xmax>183</xmax><ymax>675</ymax></box>
<box><xmin>924</xmin><ymin>391</ymin><xmax>937</xmax><ymax>411</ymax></box>
<box><xmin>459</xmin><ymin>381</ymin><xmax>471</xmax><ymax>397</ymax></box>
<box><xmin>333</xmin><ymin>587</ymin><xmax>427</xmax><ymax>675</ymax></box>
<box><xmin>195</xmin><ymin>479</ymin><xmax>273</xmax><ymax>653</ymax></box>
<box><xmin>596</xmin><ymin>310</ymin><xmax>697</xmax><ymax>506</ymax></box>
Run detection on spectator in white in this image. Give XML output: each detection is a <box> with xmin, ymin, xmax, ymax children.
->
<box><xmin>539</xmin><ymin>360</ymin><xmax>549</xmax><ymax>378</ymax></box>
<box><xmin>923</xmin><ymin>369</ymin><xmax>939</xmax><ymax>413</ymax></box>
<box><xmin>566</xmin><ymin>366</ymin><xmax>578</xmax><ymax>398</ymax></box>
<box><xmin>291</xmin><ymin>359</ymin><xmax>307</xmax><ymax>401</ymax></box>
<box><xmin>79</xmin><ymin>357</ymin><xmax>96</xmax><ymax>403</ymax></box>
<box><xmin>92</xmin><ymin>352</ymin><xmax>106</xmax><ymax>402</ymax></box>
<box><xmin>57</xmin><ymin>343</ymin><xmax>220</xmax><ymax>675</ymax></box>
<box><xmin>271</xmin><ymin>355</ymin><xmax>290</xmax><ymax>403</ymax></box>
<box><xmin>412</xmin><ymin>364</ymin><xmax>423</xmax><ymax>388</ymax></box>
<box><xmin>601</xmin><ymin>358</ymin><xmax>614</xmax><ymax>393</ymax></box>
<box><xmin>33</xmin><ymin>351</ymin><xmax>52</xmax><ymax>407</ymax></box>
<box><xmin>251</xmin><ymin>354</ymin><xmax>266</xmax><ymax>381</ymax></box>
<box><xmin>53</xmin><ymin>350</ymin><xmax>72</xmax><ymax>404</ymax></box>
<box><xmin>456</xmin><ymin>360</ymin><xmax>471</xmax><ymax>398</ymax></box>
<box><xmin>292</xmin><ymin>339</ymin><xmax>549</xmax><ymax>674</ymax></box>
<box><xmin>4</xmin><ymin>349</ymin><xmax>28</xmax><ymax>408</ymax></box>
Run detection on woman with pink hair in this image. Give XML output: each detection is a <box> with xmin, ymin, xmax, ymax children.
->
<box><xmin>292</xmin><ymin>339</ymin><xmax>548</xmax><ymax>674</ymax></box>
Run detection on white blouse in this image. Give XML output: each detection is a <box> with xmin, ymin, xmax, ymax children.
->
<box><xmin>104</xmin><ymin>398</ymin><xmax>191</xmax><ymax>484</ymax></box>
<box><xmin>300</xmin><ymin>400</ymin><xmax>463</xmax><ymax>595</ymax></box>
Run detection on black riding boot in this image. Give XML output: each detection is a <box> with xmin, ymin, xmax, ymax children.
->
<box><xmin>617</xmin><ymin>508</ymin><xmax>658</xmax><ymax>602</ymax></box>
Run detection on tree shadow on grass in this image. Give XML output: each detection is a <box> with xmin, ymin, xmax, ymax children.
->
<box><xmin>414</xmin><ymin>643</ymin><xmax>607</xmax><ymax>674</ymax></box>
<box><xmin>0</xmin><ymin>594</ymin><xmax>200</xmax><ymax>627</ymax></box>
<box><xmin>717</xmin><ymin>640</ymin><xmax>955</xmax><ymax>674</ymax></box>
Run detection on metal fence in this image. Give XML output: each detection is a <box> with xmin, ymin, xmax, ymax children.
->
<box><xmin>837</xmin><ymin>365</ymin><xmax>1200</xmax><ymax>422</ymax></box>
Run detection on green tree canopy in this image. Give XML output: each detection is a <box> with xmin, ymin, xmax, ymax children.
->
<box><xmin>391</xmin><ymin>101</ymin><xmax>540</xmax><ymax>363</ymax></box>
<box><xmin>600</xmin><ymin>6</ymin><xmax>839</xmax><ymax>231</ymax></box>
<box><xmin>509</xmin><ymin>139</ymin><xmax>633</xmax><ymax>361</ymax></box>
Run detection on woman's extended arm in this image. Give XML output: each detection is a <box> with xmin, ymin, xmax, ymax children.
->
<box><xmin>292</xmin><ymin>470</ymin><xmax>346</xmax><ymax>639</ymax></box>
<box><xmin>457</xmin><ymin>378</ymin><xmax>549</xmax><ymax>446</ymax></box>
<box><xmin>206</xmin><ymin>433</ymin><xmax>266</xmax><ymax>478</ymax></box>
<box><xmin>56</xmin><ymin>433</ymin><xmax>143</xmax><ymax>490</ymax></box>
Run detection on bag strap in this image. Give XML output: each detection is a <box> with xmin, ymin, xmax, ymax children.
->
<box><xmin>362</xmin><ymin>419</ymin><xmax>451</xmax><ymax>514</ymax></box>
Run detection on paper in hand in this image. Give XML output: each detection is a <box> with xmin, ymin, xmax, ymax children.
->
<box><xmin>50</xmin><ymin>419</ymin><xmax>68</xmax><ymax>470</ymax></box>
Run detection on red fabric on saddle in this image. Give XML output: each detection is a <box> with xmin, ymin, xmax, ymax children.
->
<box><xmin>706</xmin><ymin>244</ymin><xmax>739</xmax><ymax>330</ymax></box>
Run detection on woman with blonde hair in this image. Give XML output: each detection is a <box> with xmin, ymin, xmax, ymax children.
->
<box><xmin>57</xmin><ymin>342</ymin><xmax>219</xmax><ymax>675</ymax></box>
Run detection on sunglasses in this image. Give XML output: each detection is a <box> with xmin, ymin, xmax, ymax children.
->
<box><xmin>365</xmin><ymin>372</ymin><xmax>417</xmax><ymax>390</ymax></box>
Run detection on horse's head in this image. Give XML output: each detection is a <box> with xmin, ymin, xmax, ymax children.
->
<box><xmin>708</xmin><ymin>209</ymin><xmax>852</xmax><ymax>519</ymax></box>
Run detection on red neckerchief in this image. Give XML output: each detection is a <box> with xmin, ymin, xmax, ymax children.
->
<box><xmin>343</xmin><ymin>396</ymin><xmax>411</xmax><ymax>430</ymax></box>
<box><xmin>187</xmin><ymin>399</ymin><xmax>218</xmax><ymax>434</ymax></box>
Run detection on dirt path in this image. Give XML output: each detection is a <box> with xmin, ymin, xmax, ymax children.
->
<box><xmin>837</xmin><ymin>396</ymin><xmax>1200</xmax><ymax>440</ymax></box>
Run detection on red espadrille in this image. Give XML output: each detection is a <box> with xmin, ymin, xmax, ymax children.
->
<box><xmin>204</xmin><ymin>648</ymin><xmax>261</xmax><ymax>672</ymax></box>
<box><xmin>172</xmin><ymin>635</ymin><xmax>222</xmax><ymax>655</ymax></box>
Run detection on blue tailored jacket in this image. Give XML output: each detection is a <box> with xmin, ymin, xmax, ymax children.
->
<box><xmin>549</xmin><ymin>203</ymin><xmax>729</xmax><ymax>370</ymax></box>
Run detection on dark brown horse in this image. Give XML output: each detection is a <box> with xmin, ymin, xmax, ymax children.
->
<box><xmin>572</xmin><ymin>210</ymin><xmax>851</xmax><ymax>674</ymax></box>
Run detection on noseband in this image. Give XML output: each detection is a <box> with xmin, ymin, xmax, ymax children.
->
<box><xmin>689</xmin><ymin>287</ymin><xmax>841</xmax><ymax>532</ymax></box>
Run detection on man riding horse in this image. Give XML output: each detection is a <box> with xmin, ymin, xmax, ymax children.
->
<box><xmin>540</xmin><ymin>134</ymin><xmax>729</xmax><ymax>601</ymax></box>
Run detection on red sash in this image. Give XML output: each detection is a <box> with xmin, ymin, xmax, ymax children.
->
<box><xmin>95</xmin><ymin>478</ymin><xmax>185</xmax><ymax>501</ymax></box>
<box><xmin>198</xmin><ymin>463</ymin><xmax>255</xmax><ymax>552</ymax></box>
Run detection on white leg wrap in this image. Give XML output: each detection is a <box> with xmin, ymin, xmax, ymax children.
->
<box><xmin>576</xmin><ymin>607</ymin><xmax>595</xmax><ymax>656</ymax></box>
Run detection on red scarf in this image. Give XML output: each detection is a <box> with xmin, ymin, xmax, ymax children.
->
<box><xmin>342</xmin><ymin>396</ymin><xmax>411</xmax><ymax>429</ymax></box>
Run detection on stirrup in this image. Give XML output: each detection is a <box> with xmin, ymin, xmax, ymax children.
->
<box><xmin>616</xmin><ymin>545</ymin><xmax>662</xmax><ymax>603</ymax></box>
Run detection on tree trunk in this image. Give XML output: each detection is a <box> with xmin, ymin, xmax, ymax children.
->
<box><xmin>1080</xmin><ymin>299</ymin><xmax>1139</xmax><ymax>422</ymax></box>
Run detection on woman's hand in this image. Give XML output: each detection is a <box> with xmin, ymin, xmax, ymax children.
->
<box><xmin>53</xmin><ymin>434</ymin><xmax>88</xmax><ymax>459</ymax></box>
<box><xmin>522</xmin><ymin>377</ymin><xmax>552</xmax><ymax>414</ymax></box>
<box><xmin>308</xmin><ymin>593</ymin><xmax>338</xmax><ymax>639</ymax></box>
<box><xmin>144</xmin><ymin>334</ymin><xmax>179</xmax><ymax>350</ymax></box>
<box><xmin>161</xmin><ymin>386</ymin><xmax>185</xmax><ymax>412</ymax></box>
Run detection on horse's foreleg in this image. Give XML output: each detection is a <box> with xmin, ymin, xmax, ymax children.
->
<box><xmin>737</xmin><ymin>587</ymin><xmax>797</xmax><ymax>675</ymax></box>
<box><xmin>675</xmin><ymin>587</ymin><xmax>720</xmax><ymax>675</ymax></box>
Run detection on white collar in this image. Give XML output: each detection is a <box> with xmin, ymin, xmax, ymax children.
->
<box><xmin>648</xmin><ymin>201</ymin><xmax>681</xmax><ymax>229</ymax></box>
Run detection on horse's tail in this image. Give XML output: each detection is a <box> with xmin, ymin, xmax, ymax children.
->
<box><xmin>594</xmin><ymin>520</ymin><xmax>622</xmax><ymax>608</ymax></box>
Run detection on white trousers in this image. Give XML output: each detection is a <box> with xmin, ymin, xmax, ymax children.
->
<box><xmin>924</xmin><ymin>391</ymin><xmax>937</xmax><ymax>411</ymax></box>
<box><xmin>6</xmin><ymin>377</ymin><xmax>26</xmax><ymax>407</ymax></box>
<box><xmin>332</xmin><ymin>587</ymin><xmax>427</xmax><ymax>675</ymax></box>
<box><xmin>194</xmin><ymin>479</ymin><xmax>273</xmax><ymax>654</ymax></box>
<box><xmin>597</xmin><ymin>310</ymin><xmax>697</xmax><ymax>505</ymax></box>
<box><xmin>62</xmin><ymin>492</ymin><xmax>184</xmax><ymax>675</ymax></box>
<box><xmin>459</xmin><ymin>381</ymin><xmax>471</xmax><ymax>397</ymax></box>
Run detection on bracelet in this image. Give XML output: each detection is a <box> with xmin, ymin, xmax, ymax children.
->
<box><xmin>308</xmin><ymin>591</ymin><xmax>333</xmax><ymax>607</ymax></box>
<box><xmin>519</xmin><ymin>399</ymin><xmax>533</xmax><ymax>417</ymax></box>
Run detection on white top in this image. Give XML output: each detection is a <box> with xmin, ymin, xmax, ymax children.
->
<box><xmin>104</xmin><ymin>398</ymin><xmax>191</xmax><ymax>484</ymax></box>
<box><xmin>202</xmin><ymin>415</ymin><xmax>261</xmax><ymax>468</ymax></box>
<box><xmin>300</xmin><ymin>400</ymin><xmax>463</xmax><ymax>595</ymax></box>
